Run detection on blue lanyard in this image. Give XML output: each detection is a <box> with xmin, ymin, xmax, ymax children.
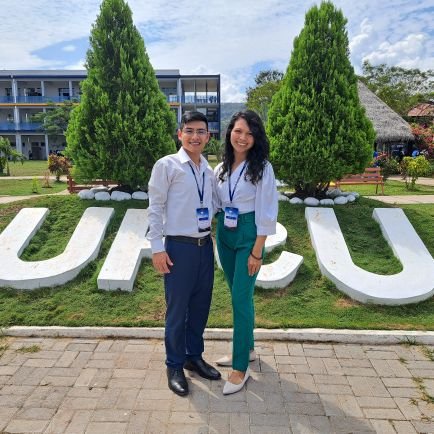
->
<box><xmin>228</xmin><ymin>162</ymin><xmax>246</xmax><ymax>203</ymax></box>
<box><xmin>188</xmin><ymin>163</ymin><xmax>205</xmax><ymax>206</ymax></box>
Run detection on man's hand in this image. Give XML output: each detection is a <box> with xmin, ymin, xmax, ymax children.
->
<box><xmin>152</xmin><ymin>251</ymin><xmax>173</xmax><ymax>274</ymax></box>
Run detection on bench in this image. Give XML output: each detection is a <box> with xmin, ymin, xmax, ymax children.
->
<box><xmin>67</xmin><ymin>175</ymin><xmax>118</xmax><ymax>193</ymax></box>
<box><xmin>335</xmin><ymin>167</ymin><xmax>384</xmax><ymax>194</ymax></box>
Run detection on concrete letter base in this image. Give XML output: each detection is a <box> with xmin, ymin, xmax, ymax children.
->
<box><xmin>97</xmin><ymin>209</ymin><xmax>152</xmax><ymax>291</ymax></box>
<box><xmin>305</xmin><ymin>207</ymin><xmax>434</xmax><ymax>305</ymax></box>
<box><xmin>0</xmin><ymin>207</ymin><xmax>114</xmax><ymax>290</ymax></box>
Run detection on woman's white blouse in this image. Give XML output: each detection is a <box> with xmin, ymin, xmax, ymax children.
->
<box><xmin>214</xmin><ymin>161</ymin><xmax>278</xmax><ymax>236</ymax></box>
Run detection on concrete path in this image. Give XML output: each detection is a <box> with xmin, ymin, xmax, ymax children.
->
<box><xmin>0</xmin><ymin>335</ymin><xmax>433</xmax><ymax>433</ymax></box>
<box><xmin>365</xmin><ymin>195</ymin><xmax>434</xmax><ymax>204</ymax></box>
<box><xmin>0</xmin><ymin>190</ymin><xmax>69</xmax><ymax>205</ymax></box>
<box><xmin>388</xmin><ymin>176</ymin><xmax>434</xmax><ymax>187</ymax></box>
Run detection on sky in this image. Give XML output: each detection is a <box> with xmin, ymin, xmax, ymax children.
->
<box><xmin>1</xmin><ymin>0</ymin><xmax>433</xmax><ymax>102</ymax></box>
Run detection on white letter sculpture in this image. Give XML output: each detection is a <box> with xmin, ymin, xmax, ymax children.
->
<box><xmin>305</xmin><ymin>207</ymin><xmax>434</xmax><ymax>305</ymax></box>
<box><xmin>0</xmin><ymin>207</ymin><xmax>114</xmax><ymax>290</ymax></box>
<box><xmin>214</xmin><ymin>222</ymin><xmax>304</xmax><ymax>289</ymax></box>
<box><xmin>97</xmin><ymin>209</ymin><xmax>152</xmax><ymax>291</ymax></box>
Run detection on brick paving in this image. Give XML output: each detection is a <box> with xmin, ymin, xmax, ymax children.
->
<box><xmin>0</xmin><ymin>337</ymin><xmax>433</xmax><ymax>433</ymax></box>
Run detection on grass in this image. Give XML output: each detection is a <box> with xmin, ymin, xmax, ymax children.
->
<box><xmin>1</xmin><ymin>160</ymin><xmax>49</xmax><ymax>177</ymax></box>
<box><xmin>16</xmin><ymin>344</ymin><xmax>41</xmax><ymax>353</ymax></box>
<box><xmin>0</xmin><ymin>179</ymin><xmax>67</xmax><ymax>196</ymax></box>
<box><xmin>0</xmin><ymin>196</ymin><xmax>433</xmax><ymax>330</ymax></box>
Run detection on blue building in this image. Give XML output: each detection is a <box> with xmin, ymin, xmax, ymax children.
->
<box><xmin>0</xmin><ymin>70</ymin><xmax>220</xmax><ymax>160</ymax></box>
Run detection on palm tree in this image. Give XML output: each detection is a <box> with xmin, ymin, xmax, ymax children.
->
<box><xmin>0</xmin><ymin>136</ymin><xmax>26</xmax><ymax>176</ymax></box>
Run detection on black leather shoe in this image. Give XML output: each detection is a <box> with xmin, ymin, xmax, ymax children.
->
<box><xmin>167</xmin><ymin>367</ymin><xmax>189</xmax><ymax>396</ymax></box>
<box><xmin>184</xmin><ymin>358</ymin><xmax>221</xmax><ymax>380</ymax></box>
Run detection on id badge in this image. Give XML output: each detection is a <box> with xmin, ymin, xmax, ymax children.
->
<box><xmin>196</xmin><ymin>207</ymin><xmax>210</xmax><ymax>232</ymax></box>
<box><xmin>224</xmin><ymin>207</ymin><xmax>239</xmax><ymax>230</ymax></box>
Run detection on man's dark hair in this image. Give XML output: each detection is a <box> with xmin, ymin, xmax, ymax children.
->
<box><xmin>180</xmin><ymin>111</ymin><xmax>209</xmax><ymax>130</ymax></box>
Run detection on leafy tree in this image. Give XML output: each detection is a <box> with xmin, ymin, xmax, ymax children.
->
<box><xmin>361</xmin><ymin>61</ymin><xmax>434</xmax><ymax>115</ymax></box>
<box><xmin>66</xmin><ymin>0</ymin><xmax>176</xmax><ymax>187</ymax></box>
<box><xmin>32</xmin><ymin>101</ymin><xmax>76</xmax><ymax>147</ymax></box>
<box><xmin>0</xmin><ymin>136</ymin><xmax>26</xmax><ymax>176</ymax></box>
<box><xmin>246</xmin><ymin>70</ymin><xmax>283</xmax><ymax>122</ymax></box>
<box><xmin>267</xmin><ymin>1</ymin><xmax>375</xmax><ymax>198</ymax></box>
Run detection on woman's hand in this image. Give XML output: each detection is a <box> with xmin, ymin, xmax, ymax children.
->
<box><xmin>248</xmin><ymin>253</ymin><xmax>262</xmax><ymax>276</ymax></box>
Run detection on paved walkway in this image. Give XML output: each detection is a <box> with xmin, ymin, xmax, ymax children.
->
<box><xmin>388</xmin><ymin>176</ymin><xmax>434</xmax><ymax>187</ymax></box>
<box><xmin>0</xmin><ymin>336</ymin><xmax>433</xmax><ymax>433</ymax></box>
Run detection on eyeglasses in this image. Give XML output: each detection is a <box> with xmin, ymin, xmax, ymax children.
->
<box><xmin>182</xmin><ymin>128</ymin><xmax>208</xmax><ymax>137</ymax></box>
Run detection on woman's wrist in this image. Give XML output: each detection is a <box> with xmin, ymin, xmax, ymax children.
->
<box><xmin>250</xmin><ymin>251</ymin><xmax>262</xmax><ymax>261</ymax></box>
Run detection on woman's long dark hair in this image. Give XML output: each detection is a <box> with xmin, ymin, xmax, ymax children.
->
<box><xmin>219</xmin><ymin>110</ymin><xmax>269</xmax><ymax>185</ymax></box>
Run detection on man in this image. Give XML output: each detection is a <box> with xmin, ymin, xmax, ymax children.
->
<box><xmin>147</xmin><ymin>111</ymin><xmax>221</xmax><ymax>396</ymax></box>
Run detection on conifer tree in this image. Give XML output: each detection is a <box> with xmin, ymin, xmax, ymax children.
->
<box><xmin>66</xmin><ymin>0</ymin><xmax>176</xmax><ymax>187</ymax></box>
<box><xmin>267</xmin><ymin>1</ymin><xmax>375</xmax><ymax>198</ymax></box>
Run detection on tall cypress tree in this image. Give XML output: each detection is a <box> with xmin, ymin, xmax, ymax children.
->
<box><xmin>267</xmin><ymin>1</ymin><xmax>375</xmax><ymax>198</ymax></box>
<box><xmin>66</xmin><ymin>0</ymin><xmax>176</xmax><ymax>187</ymax></box>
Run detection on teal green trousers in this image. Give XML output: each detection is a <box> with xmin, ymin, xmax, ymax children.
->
<box><xmin>216</xmin><ymin>211</ymin><xmax>260</xmax><ymax>372</ymax></box>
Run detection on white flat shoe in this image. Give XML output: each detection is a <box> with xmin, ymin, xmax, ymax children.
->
<box><xmin>223</xmin><ymin>368</ymin><xmax>250</xmax><ymax>395</ymax></box>
<box><xmin>216</xmin><ymin>350</ymin><xmax>256</xmax><ymax>367</ymax></box>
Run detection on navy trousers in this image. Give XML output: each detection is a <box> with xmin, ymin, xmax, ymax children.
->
<box><xmin>164</xmin><ymin>237</ymin><xmax>214</xmax><ymax>369</ymax></box>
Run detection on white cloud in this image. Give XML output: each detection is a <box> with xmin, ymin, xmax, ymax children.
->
<box><xmin>1</xmin><ymin>0</ymin><xmax>433</xmax><ymax>101</ymax></box>
<box><xmin>62</xmin><ymin>45</ymin><xmax>77</xmax><ymax>52</ymax></box>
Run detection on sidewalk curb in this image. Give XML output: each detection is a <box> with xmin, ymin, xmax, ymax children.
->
<box><xmin>3</xmin><ymin>326</ymin><xmax>434</xmax><ymax>345</ymax></box>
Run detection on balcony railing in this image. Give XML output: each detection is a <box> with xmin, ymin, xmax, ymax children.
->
<box><xmin>0</xmin><ymin>96</ymin><xmax>14</xmax><ymax>103</ymax></box>
<box><xmin>0</xmin><ymin>96</ymin><xmax>81</xmax><ymax>104</ymax></box>
<box><xmin>164</xmin><ymin>95</ymin><xmax>180</xmax><ymax>103</ymax></box>
<box><xmin>0</xmin><ymin>122</ymin><xmax>16</xmax><ymax>131</ymax></box>
<box><xmin>182</xmin><ymin>96</ymin><xmax>219</xmax><ymax>104</ymax></box>
<box><xmin>208</xmin><ymin>122</ymin><xmax>219</xmax><ymax>131</ymax></box>
<box><xmin>0</xmin><ymin>122</ymin><xmax>43</xmax><ymax>132</ymax></box>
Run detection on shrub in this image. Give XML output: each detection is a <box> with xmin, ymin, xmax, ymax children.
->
<box><xmin>206</xmin><ymin>138</ymin><xmax>224</xmax><ymax>162</ymax></box>
<box><xmin>371</xmin><ymin>152</ymin><xmax>400</xmax><ymax>180</ymax></box>
<box><xmin>48</xmin><ymin>154</ymin><xmax>71</xmax><ymax>181</ymax></box>
<box><xmin>400</xmin><ymin>155</ymin><xmax>431</xmax><ymax>190</ymax></box>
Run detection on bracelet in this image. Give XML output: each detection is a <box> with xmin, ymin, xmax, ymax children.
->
<box><xmin>250</xmin><ymin>251</ymin><xmax>262</xmax><ymax>261</ymax></box>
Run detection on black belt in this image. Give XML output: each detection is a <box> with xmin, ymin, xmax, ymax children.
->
<box><xmin>166</xmin><ymin>234</ymin><xmax>211</xmax><ymax>247</ymax></box>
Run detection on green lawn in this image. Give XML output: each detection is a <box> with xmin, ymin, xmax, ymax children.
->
<box><xmin>0</xmin><ymin>179</ymin><xmax>67</xmax><ymax>196</ymax></box>
<box><xmin>0</xmin><ymin>196</ymin><xmax>433</xmax><ymax>330</ymax></box>
<box><xmin>1</xmin><ymin>160</ymin><xmax>49</xmax><ymax>177</ymax></box>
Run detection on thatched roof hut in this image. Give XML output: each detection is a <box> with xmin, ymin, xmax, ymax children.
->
<box><xmin>357</xmin><ymin>81</ymin><xmax>414</xmax><ymax>148</ymax></box>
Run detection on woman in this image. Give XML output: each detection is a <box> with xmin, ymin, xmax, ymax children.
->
<box><xmin>214</xmin><ymin>110</ymin><xmax>278</xmax><ymax>395</ymax></box>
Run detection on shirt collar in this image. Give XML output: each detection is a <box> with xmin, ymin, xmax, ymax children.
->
<box><xmin>177</xmin><ymin>147</ymin><xmax>208</xmax><ymax>168</ymax></box>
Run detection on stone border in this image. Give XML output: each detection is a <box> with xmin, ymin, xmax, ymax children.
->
<box><xmin>3</xmin><ymin>326</ymin><xmax>434</xmax><ymax>345</ymax></box>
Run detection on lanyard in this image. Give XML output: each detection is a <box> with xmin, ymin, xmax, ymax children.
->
<box><xmin>228</xmin><ymin>162</ymin><xmax>246</xmax><ymax>203</ymax></box>
<box><xmin>188</xmin><ymin>163</ymin><xmax>205</xmax><ymax>206</ymax></box>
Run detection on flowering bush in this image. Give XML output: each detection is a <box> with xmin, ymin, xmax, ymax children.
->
<box><xmin>48</xmin><ymin>154</ymin><xmax>71</xmax><ymax>181</ymax></box>
<box><xmin>371</xmin><ymin>152</ymin><xmax>400</xmax><ymax>180</ymax></box>
<box><xmin>411</xmin><ymin>123</ymin><xmax>434</xmax><ymax>160</ymax></box>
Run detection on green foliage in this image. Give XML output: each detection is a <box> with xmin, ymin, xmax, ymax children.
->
<box><xmin>246</xmin><ymin>70</ymin><xmax>283</xmax><ymax>122</ymax></box>
<box><xmin>361</xmin><ymin>61</ymin><xmax>434</xmax><ymax>115</ymax></box>
<box><xmin>205</xmin><ymin>137</ymin><xmax>224</xmax><ymax>162</ymax></box>
<box><xmin>65</xmin><ymin>0</ymin><xmax>176</xmax><ymax>187</ymax></box>
<box><xmin>401</xmin><ymin>156</ymin><xmax>431</xmax><ymax>190</ymax></box>
<box><xmin>31</xmin><ymin>178</ymin><xmax>40</xmax><ymax>194</ymax></box>
<box><xmin>371</xmin><ymin>152</ymin><xmax>400</xmax><ymax>180</ymax></box>
<box><xmin>267</xmin><ymin>2</ymin><xmax>375</xmax><ymax>198</ymax></box>
<box><xmin>32</xmin><ymin>101</ymin><xmax>76</xmax><ymax>143</ymax></box>
<box><xmin>0</xmin><ymin>136</ymin><xmax>26</xmax><ymax>176</ymax></box>
<box><xmin>48</xmin><ymin>154</ymin><xmax>71</xmax><ymax>181</ymax></box>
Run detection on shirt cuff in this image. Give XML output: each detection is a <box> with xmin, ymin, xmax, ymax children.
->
<box><xmin>257</xmin><ymin>224</ymin><xmax>277</xmax><ymax>236</ymax></box>
<box><xmin>150</xmin><ymin>238</ymin><xmax>165</xmax><ymax>254</ymax></box>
